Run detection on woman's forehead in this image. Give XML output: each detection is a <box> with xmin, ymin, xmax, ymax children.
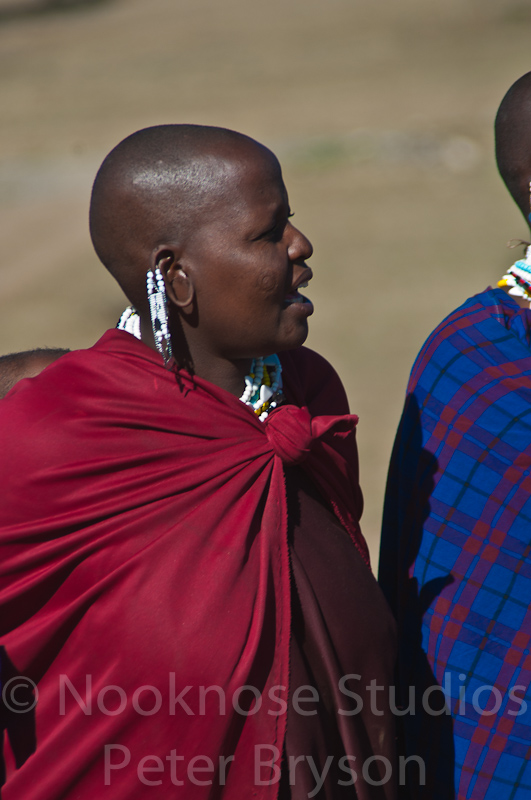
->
<box><xmin>211</xmin><ymin>150</ymin><xmax>287</xmax><ymax>216</ymax></box>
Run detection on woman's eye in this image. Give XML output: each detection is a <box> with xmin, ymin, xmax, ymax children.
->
<box><xmin>256</xmin><ymin>211</ymin><xmax>293</xmax><ymax>241</ymax></box>
<box><xmin>262</xmin><ymin>214</ymin><xmax>293</xmax><ymax>240</ymax></box>
<box><xmin>259</xmin><ymin>223</ymin><xmax>282</xmax><ymax>241</ymax></box>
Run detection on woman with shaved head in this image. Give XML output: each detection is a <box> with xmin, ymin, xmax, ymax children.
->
<box><xmin>0</xmin><ymin>125</ymin><xmax>397</xmax><ymax>799</ymax></box>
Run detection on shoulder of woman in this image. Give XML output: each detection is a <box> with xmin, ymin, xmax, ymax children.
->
<box><xmin>279</xmin><ymin>346</ymin><xmax>350</xmax><ymax>415</ymax></box>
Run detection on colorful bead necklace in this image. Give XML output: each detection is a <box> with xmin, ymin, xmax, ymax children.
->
<box><xmin>498</xmin><ymin>245</ymin><xmax>531</xmax><ymax>303</ymax></box>
<box><xmin>239</xmin><ymin>355</ymin><xmax>284</xmax><ymax>421</ymax></box>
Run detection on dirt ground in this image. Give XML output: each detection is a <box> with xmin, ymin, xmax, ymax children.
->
<box><xmin>1</xmin><ymin>0</ymin><xmax>531</xmax><ymax>564</ymax></box>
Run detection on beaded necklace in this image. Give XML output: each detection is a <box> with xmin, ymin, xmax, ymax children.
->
<box><xmin>117</xmin><ymin>306</ymin><xmax>141</xmax><ymax>339</ymax></box>
<box><xmin>239</xmin><ymin>354</ymin><xmax>284</xmax><ymax>421</ymax></box>
<box><xmin>498</xmin><ymin>245</ymin><xmax>531</xmax><ymax>304</ymax></box>
<box><xmin>117</xmin><ymin>306</ymin><xmax>284</xmax><ymax>421</ymax></box>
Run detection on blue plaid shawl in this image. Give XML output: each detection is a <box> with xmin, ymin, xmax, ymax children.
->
<box><xmin>380</xmin><ymin>288</ymin><xmax>531</xmax><ymax>800</ymax></box>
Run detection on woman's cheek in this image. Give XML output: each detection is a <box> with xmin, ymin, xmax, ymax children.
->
<box><xmin>256</xmin><ymin>269</ymin><xmax>280</xmax><ymax>296</ymax></box>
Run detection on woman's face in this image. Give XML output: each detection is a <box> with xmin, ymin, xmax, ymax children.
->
<box><xmin>178</xmin><ymin>145</ymin><xmax>314</xmax><ymax>361</ymax></box>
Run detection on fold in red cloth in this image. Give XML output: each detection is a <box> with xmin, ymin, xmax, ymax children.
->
<box><xmin>0</xmin><ymin>330</ymin><xmax>368</xmax><ymax>799</ymax></box>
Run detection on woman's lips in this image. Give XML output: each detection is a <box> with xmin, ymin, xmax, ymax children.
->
<box><xmin>282</xmin><ymin>286</ymin><xmax>313</xmax><ymax>314</ymax></box>
<box><xmin>283</xmin><ymin>280</ymin><xmax>310</xmax><ymax>306</ymax></box>
<box><xmin>283</xmin><ymin>293</ymin><xmax>310</xmax><ymax>305</ymax></box>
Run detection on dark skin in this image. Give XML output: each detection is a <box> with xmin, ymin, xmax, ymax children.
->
<box><xmin>135</xmin><ymin>140</ymin><xmax>314</xmax><ymax>397</ymax></box>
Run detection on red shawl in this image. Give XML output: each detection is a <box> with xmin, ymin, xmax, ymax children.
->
<box><xmin>0</xmin><ymin>330</ymin><xmax>368</xmax><ymax>799</ymax></box>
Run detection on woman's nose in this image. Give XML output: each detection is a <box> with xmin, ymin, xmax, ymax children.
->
<box><xmin>287</xmin><ymin>223</ymin><xmax>313</xmax><ymax>261</ymax></box>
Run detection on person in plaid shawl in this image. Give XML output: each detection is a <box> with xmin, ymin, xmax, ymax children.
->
<box><xmin>379</xmin><ymin>72</ymin><xmax>531</xmax><ymax>799</ymax></box>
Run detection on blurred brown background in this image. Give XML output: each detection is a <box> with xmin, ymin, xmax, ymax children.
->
<box><xmin>1</xmin><ymin>0</ymin><xmax>530</xmax><ymax>563</ymax></box>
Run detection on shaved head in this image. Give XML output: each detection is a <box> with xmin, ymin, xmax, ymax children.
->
<box><xmin>495</xmin><ymin>72</ymin><xmax>531</xmax><ymax>224</ymax></box>
<box><xmin>89</xmin><ymin>124</ymin><xmax>276</xmax><ymax>311</ymax></box>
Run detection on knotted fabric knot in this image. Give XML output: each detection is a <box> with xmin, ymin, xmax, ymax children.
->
<box><xmin>264</xmin><ymin>404</ymin><xmax>358</xmax><ymax>465</ymax></box>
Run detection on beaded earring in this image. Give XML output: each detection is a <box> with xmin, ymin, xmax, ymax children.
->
<box><xmin>146</xmin><ymin>267</ymin><xmax>173</xmax><ymax>365</ymax></box>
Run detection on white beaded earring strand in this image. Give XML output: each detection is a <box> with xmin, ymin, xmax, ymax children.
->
<box><xmin>146</xmin><ymin>267</ymin><xmax>173</xmax><ymax>365</ymax></box>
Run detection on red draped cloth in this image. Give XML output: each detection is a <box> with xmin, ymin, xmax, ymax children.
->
<box><xmin>283</xmin><ymin>467</ymin><xmax>397</xmax><ymax>800</ymax></box>
<box><xmin>0</xmin><ymin>330</ymin><xmax>374</xmax><ymax>799</ymax></box>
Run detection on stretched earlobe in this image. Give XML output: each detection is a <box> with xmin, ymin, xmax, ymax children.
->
<box><xmin>153</xmin><ymin>249</ymin><xmax>195</xmax><ymax>308</ymax></box>
<box><xmin>168</xmin><ymin>268</ymin><xmax>194</xmax><ymax>308</ymax></box>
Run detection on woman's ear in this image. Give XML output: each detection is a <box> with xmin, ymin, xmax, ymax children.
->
<box><xmin>154</xmin><ymin>248</ymin><xmax>194</xmax><ymax>308</ymax></box>
<box><xmin>168</xmin><ymin>266</ymin><xmax>194</xmax><ymax>308</ymax></box>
